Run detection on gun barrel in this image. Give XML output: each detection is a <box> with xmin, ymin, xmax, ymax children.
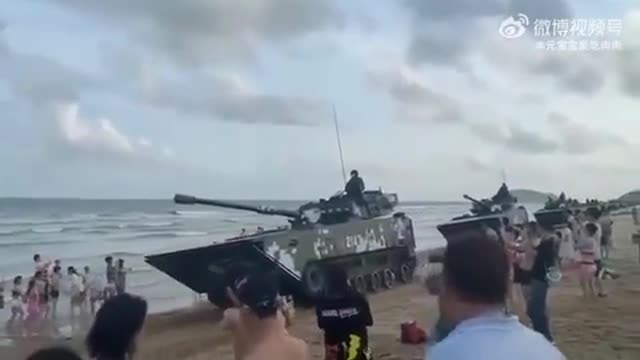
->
<box><xmin>173</xmin><ymin>194</ymin><xmax>300</xmax><ymax>218</ymax></box>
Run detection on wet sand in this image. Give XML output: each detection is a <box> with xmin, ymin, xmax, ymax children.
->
<box><xmin>2</xmin><ymin>215</ymin><xmax>640</xmax><ymax>360</ymax></box>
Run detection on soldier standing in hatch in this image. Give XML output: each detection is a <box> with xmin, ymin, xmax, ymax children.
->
<box><xmin>345</xmin><ymin>170</ymin><xmax>369</xmax><ymax>217</ymax></box>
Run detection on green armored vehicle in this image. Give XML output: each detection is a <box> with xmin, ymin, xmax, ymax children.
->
<box><xmin>144</xmin><ymin>190</ymin><xmax>417</xmax><ymax>308</ymax></box>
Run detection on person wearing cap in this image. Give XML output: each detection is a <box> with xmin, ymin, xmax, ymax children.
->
<box><xmin>222</xmin><ymin>271</ymin><xmax>308</xmax><ymax>360</ymax></box>
<box><xmin>315</xmin><ymin>265</ymin><xmax>373</xmax><ymax>360</ymax></box>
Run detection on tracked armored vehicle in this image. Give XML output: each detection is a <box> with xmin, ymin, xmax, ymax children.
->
<box><xmin>145</xmin><ymin>190</ymin><xmax>417</xmax><ymax>308</ymax></box>
<box><xmin>437</xmin><ymin>183</ymin><xmax>529</xmax><ymax>245</ymax></box>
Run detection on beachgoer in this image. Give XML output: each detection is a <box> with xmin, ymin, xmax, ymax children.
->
<box><xmin>599</xmin><ymin>212</ymin><xmax>614</xmax><ymax>257</ymax></box>
<box><xmin>315</xmin><ymin>265</ymin><xmax>373</xmax><ymax>360</ymax></box>
<box><xmin>577</xmin><ymin>223</ymin><xmax>598</xmax><ymax>298</ymax></box>
<box><xmin>68</xmin><ymin>266</ymin><xmax>85</xmax><ymax>318</ymax></box>
<box><xmin>34</xmin><ymin>270</ymin><xmax>50</xmax><ymax>318</ymax></box>
<box><xmin>85</xmin><ymin>266</ymin><xmax>104</xmax><ymax>314</ymax></box>
<box><xmin>584</xmin><ymin>209</ymin><xmax>607</xmax><ymax>297</ymax></box>
<box><xmin>104</xmin><ymin>256</ymin><xmax>117</xmax><ymax>299</ymax></box>
<box><xmin>26</xmin><ymin>346</ymin><xmax>83</xmax><ymax>360</ymax></box>
<box><xmin>25</xmin><ymin>277</ymin><xmax>43</xmax><ymax>334</ymax></box>
<box><xmin>632</xmin><ymin>206</ymin><xmax>639</xmax><ymax>225</ymax></box>
<box><xmin>10</xmin><ymin>275</ymin><xmax>25</xmax><ymax>322</ymax></box>
<box><xmin>527</xmin><ymin>232</ymin><xmax>557</xmax><ymax>343</ymax></box>
<box><xmin>86</xmin><ymin>293</ymin><xmax>148</xmax><ymax>360</ymax></box>
<box><xmin>34</xmin><ymin>254</ymin><xmax>51</xmax><ymax>275</ymax></box>
<box><xmin>49</xmin><ymin>265</ymin><xmax>62</xmax><ymax>318</ymax></box>
<box><xmin>557</xmin><ymin>224</ymin><xmax>575</xmax><ymax>268</ymax></box>
<box><xmin>518</xmin><ymin>222</ymin><xmax>540</xmax><ymax>301</ymax></box>
<box><xmin>115</xmin><ymin>259</ymin><xmax>128</xmax><ymax>295</ymax></box>
<box><xmin>427</xmin><ymin>235</ymin><xmax>565</xmax><ymax>360</ymax></box>
<box><xmin>222</xmin><ymin>271</ymin><xmax>309</xmax><ymax>360</ymax></box>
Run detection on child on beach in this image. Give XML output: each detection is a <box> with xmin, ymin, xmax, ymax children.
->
<box><xmin>104</xmin><ymin>256</ymin><xmax>117</xmax><ymax>299</ymax></box>
<box><xmin>10</xmin><ymin>276</ymin><xmax>25</xmax><ymax>322</ymax></box>
<box><xmin>49</xmin><ymin>265</ymin><xmax>62</xmax><ymax>318</ymax></box>
<box><xmin>115</xmin><ymin>258</ymin><xmax>128</xmax><ymax>295</ymax></box>
<box><xmin>577</xmin><ymin>223</ymin><xmax>599</xmax><ymax>298</ymax></box>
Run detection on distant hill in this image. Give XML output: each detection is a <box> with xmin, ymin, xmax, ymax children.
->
<box><xmin>511</xmin><ymin>189</ymin><xmax>556</xmax><ymax>203</ymax></box>
<box><xmin>618</xmin><ymin>190</ymin><xmax>640</xmax><ymax>204</ymax></box>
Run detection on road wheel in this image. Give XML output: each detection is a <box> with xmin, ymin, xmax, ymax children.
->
<box><xmin>354</xmin><ymin>275</ymin><xmax>367</xmax><ymax>294</ymax></box>
<box><xmin>383</xmin><ymin>268</ymin><xmax>395</xmax><ymax>289</ymax></box>
<box><xmin>369</xmin><ymin>271</ymin><xmax>382</xmax><ymax>292</ymax></box>
<box><xmin>302</xmin><ymin>263</ymin><xmax>325</xmax><ymax>298</ymax></box>
<box><xmin>400</xmin><ymin>263</ymin><xmax>413</xmax><ymax>283</ymax></box>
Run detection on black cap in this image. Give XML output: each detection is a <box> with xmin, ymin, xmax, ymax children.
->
<box><xmin>234</xmin><ymin>271</ymin><xmax>279</xmax><ymax>318</ymax></box>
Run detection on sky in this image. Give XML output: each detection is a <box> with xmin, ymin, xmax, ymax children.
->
<box><xmin>1</xmin><ymin>0</ymin><xmax>640</xmax><ymax>201</ymax></box>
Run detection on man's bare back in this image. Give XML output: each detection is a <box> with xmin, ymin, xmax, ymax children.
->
<box><xmin>245</xmin><ymin>331</ymin><xmax>309</xmax><ymax>360</ymax></box>
<box><xmin>223</xmin><ymin>306</ymin><xmax>305</xmax><ymax>360</ymax></box>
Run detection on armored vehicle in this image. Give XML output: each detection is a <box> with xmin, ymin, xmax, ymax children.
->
<box><xmin>534</xmin><ymin>192</ymin><xmax>577</xmax><ymax>228</ymax></box>
<box><xmin>436</xmin><ymin>183</ymin><xmax>529</xmax><ymax>245</ymax></box>
<box><xmin>144</xmin><ymin>190</ymin><xmax>417</xmax><ymax>308</ymax></box>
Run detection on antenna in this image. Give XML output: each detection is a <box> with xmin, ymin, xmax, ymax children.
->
<box><xmin>501</xmin><ymin>168</ymin><xmax>507</xmax><ymax>183</ymax></box>
<box><xmin>333</xmin><ymin>104</ymin><xmax>347</xmax><ymax>185</ymax></box>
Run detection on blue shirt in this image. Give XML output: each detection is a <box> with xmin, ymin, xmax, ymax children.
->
<box><xmin>427</xmin><ymin>311</ymin><xmax>565</xmax><ymax>360</ymax></box>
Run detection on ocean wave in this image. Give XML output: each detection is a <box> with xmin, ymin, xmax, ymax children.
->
<box><xmin>133</xmin><ymin>231</ymin><xmax>209</xmax><ymax>240</ymax></box>
<box><xmin>169</xmin><ymin>210</ymin><xmax>219</xmax><ymax>218</ymax></box>
<box><xmin>0</xmin><ymin>238</ymin><xmax>79</xmax><ymax>248</ymax></box>
<box><xmin>0</xmin><ymin>226</ymin><xmax>83</xmax><ymax>236</ymax></box>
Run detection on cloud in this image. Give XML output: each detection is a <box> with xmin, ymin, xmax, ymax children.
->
<box><xmin>52</xmin><ymin>102</ymin><xmax>173</xmax><ymax>163</ymax></box>
<box><xmin>368</xmin><ymin>68</ymin><xmax>465</xmax><ymax>123</ymax></box>
<box><xmin>617</xmin><ymin>10</ymin><xmax>640</xmax><ymax>97</ymax></box>
<box><xmin>547</xmin><ymin>112</ymin><xmax>629</xmax><ymax>154</ymax></box>
<box><xmin>145</xmin><ymin>71</ymin><xmax>331</xmax><ymax>126</ymax></box>
<box><xmin>0</xmin><ymin>24</ymin><xmax>104</xmax><ymax>106</ymax></box>
<box><xmin>45</xmin><ymin>0</ymin><xmax>346</xmax><ymax>66</ymax></box>
<box><xmin>465</xmin><ymin>153</ymin><xmax>495</xmax><ymax>173</ymax></box>
<box><xmin>530</xmin><ymin>54</ymin><xmax>606</xmax><ymax>95</ymax></box>
<box><xmin>505</xmin><ymin>122</ymin><xmax>558</xmax><ymax>154</ymax></box>
<box><xmin>402</xmin><ymin>0</ymin><xmax>573</xmax><ymax>67</ymax></box>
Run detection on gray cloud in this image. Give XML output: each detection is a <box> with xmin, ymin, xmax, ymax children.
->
<box><xmin>464</xmin><ymin>155</ymin><xmax>495</xmax><ymax>173</ymax></box>
<box><xmin>547</xmin><ymin>112</ymin><xmax>629</xmax><ymax>154</ymax></box>
<box><xmin>467</xmin><ymin>120</ymin><xmax>558</xmax><ymax>154</ymax></box>
<box><xmin>402</xmin><ymin>0</ymin><xmax>573</xmax><ymax>67</ymax></box>
<box><xmin>368</xmin><ymin>69</ymin><xmax>465</xmax><ymax>123</ymax></box>
<box><xmin>43</xmin><ymin>0</ymin><xmax>345</xmax><ymax>66</ymax></box>
<box><xmin>505</xmin><ymin>122</ymin><xmax>558</xmax><ymax>154</ymax></box>
<box><xmin>531</xmin><ymin>55</ymin><xmax>606</xmax><ymax>95</ymax></box>
<box><xmin>507</xmin><ymin>0</ymin><xmax>573</xmax><ymax>25</ymax></box>
<box><xmin>0</xmin><ymin>24</ymin><xmax>105</xmax><ymax>106</ymax></box>
<box><xmin>618</xmin><ymin>48</ymin><xmax>640</xmax><ymax>97</ymax></box>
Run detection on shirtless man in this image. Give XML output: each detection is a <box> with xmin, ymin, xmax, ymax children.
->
<box><xmin>222</xmin><ymin>271</ymin><xmax>308</xmax><ymax>360</ymax></box>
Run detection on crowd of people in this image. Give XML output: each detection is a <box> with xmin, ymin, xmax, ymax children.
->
<box><xmin>15</xmin><ymin>205</ymin><xmax>624</xmax><ymax>360</ymax></box>
<box><xmin>1</xmin><ymin>254</ymin><xmax>130</xmax><ymax>336</ymax></box>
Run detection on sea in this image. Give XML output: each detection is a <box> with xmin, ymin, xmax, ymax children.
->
<box><xmin>0</xmin><ymin>198</ymin><xmax>541</xmax><ymax>319</ymax></box>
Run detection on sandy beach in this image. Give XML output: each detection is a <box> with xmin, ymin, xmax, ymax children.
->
<box><xmin>2</xmin><ymin>214</ymin><xmax>640</xmax><ymax>360</ymax></box>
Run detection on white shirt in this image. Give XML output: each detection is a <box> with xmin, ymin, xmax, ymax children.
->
<box><xmin>69</xmin><ymin>274</ymin><xmax>84</xmax><ymax>296</ymax></box>
<box><xmin>427</xmin><ymin>311</ymin><xmax>565</xmax><ymax>360</ymax></box>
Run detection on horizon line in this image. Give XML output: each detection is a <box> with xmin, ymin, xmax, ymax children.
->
<box><xmin>0</xmin><ymin>196</ymin><xmax>470</xmax><ymax>203</ymax></box>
